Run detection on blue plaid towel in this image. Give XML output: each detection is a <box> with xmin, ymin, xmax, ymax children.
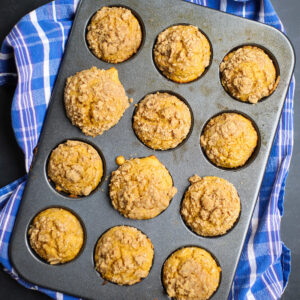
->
<box><xmin>0</xmin><ymin>0</ymin><xmax>295</xmax><ymax>299</ymax></box>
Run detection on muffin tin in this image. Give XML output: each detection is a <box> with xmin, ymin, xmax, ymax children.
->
<box><xmin>9</xmin><ymin>0</ymin><xmax>295</xmax><ymax>299</ymax></box>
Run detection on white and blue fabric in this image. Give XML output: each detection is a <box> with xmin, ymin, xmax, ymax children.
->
<box><xmin>0</xmin><ymin>0</ymin><xmax>295</xmax><ymax>299</ymax></box>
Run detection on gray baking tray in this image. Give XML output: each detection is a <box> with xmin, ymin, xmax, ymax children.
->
<box><xmin>9</xmin><ymin>0</ymin><xmax>295</xmax><ymax>299</ymax></box>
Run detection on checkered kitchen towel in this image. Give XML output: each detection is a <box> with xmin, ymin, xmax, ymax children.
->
<box><xmin>0</xmin><ymin>0</ymin><xmax>295</xmax><ymax>299</ymax></box>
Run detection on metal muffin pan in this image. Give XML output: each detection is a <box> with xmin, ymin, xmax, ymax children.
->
<box><xmin>9</xmin><ymin>0</ymin><xmax>295</xmax><ymax>299</ymax></box>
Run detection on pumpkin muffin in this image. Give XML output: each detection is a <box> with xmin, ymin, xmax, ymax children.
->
<box><xmin>64</xmin><ymin>67</ymin><xmax>130</xmax><ymax>137</ymax></box>
<box><xmin>154</xmin><ymin>25</ymin><xmax>211</xmax><ymax>83</ymax></box>
<box><xmin>28</xmin><ymin>208</ymin><xmax>84</xmax><ymax>265</ymax></box>
<box><xmin>47</xmin><ymin>140</ymin><xmax>103</xmax><ymax>196</ymax></box>
<box><xmin>133</xmin><ymin>92</ymin><xmax>192</xmax><ymax>150</ymax></box>
<box><xmin>94</xmin><ymin>226</ymin><xmax>154</xmax><ymax>285</ymax></box>
<box><xmin>220</xmin><ymin>46</ymin><xmax>279</xmax><ymax>103</ymax></box>
<box><xmin>163</xmin><ymin>247</ymin><xmax>221</xmax><ymax>300</ymax></box>
<box><xmin>181</xmin><ymin>175</ymin><xmax>241</xmax><ymax>236</ymax></box>
<box><xmin>200</xmin><ymin>113</ymin><xmax>258</xmax><ymax>168</ymax></box>
<box><xmin>86</xmin><ymin>7</ymin><xmax>142</xmax><ymax>63</ymax></box>
<box><xmin>109</xmin><ymin>155</ymin><xmax>177</xmax><ymax>219</ymax></box>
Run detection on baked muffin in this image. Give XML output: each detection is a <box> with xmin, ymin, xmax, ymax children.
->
<box><xmin>133</xmin><ymin>92</ymin><xmax>192</xmax><ymax>150</ymax></box>
<box><xmin>200</xmin><ymin>113</ymin><xmax>258</xmax><ymax>168</ymax></box>
<box><xmin>220</xmin><ymin>46</ymin><xmax>279</xmax><ymax>103</ymax></box>
<box><xmin>163</xmin><ymin>247</ymin><xmax>221</xmax><ymax>300</ymax></box>
<box><xmin>94</xmin><ymin>226</ymin><xmax>154</xmax><ymax>285</ymax></box>
<box><xmin>28</xmin><ymin>208</ymin><xmax>84</xmax><ymax>264</ymax></box>
<box><xmin>109</xmin><ymin>155</ymin><xmax>177</xmax><ymax>219</ymax></box>
<box><xmin>86</xmin><ymin>7</ymin><xmax>142</xmax><ymax>63</ymax></box>
<box><xmin>47</xmin><ymin>140</ymin><xmax>103</xmax><ymax>196</ymax></box>
<box><xmin>154</xmin><ymin>25</ymin><xmax>211</xmax><ymax>83</ymax></box>
<box><xmin>64</xmin><ymin>67</ymin><xmax>130</xmax><ymax>137</ymax></box>
<box><xmin>181</xmin><ymin>175</ymin><xmax>241</xmax><ymax>236</ymax></box>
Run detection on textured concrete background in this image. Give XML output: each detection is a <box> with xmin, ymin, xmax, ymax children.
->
<box><xmin>271</xmin><ymin>1</ymin><xmax>300</xmax><ymax>299</ymax></box>
<box><xmin>0</xmin><ymin>0</ymin><xmax>299</xmax><ymax>299</ymax></box>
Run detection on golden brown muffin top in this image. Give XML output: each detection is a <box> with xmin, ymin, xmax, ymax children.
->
<box><xmin>109</xmin><ymin>155</ymin><xmax>177</xmax><ymax>220</ymax></box>
<box><xmin>28</xmin><ymin>208</ymin><xmax>84</xmax><ymax>264</ymax></box>
<box><xmin>64</xmin><ymin>67</ymin><xmax>130</xmax><ymax>137</ymax></box>
<box><xmin>220</xmin><ymin>46</ymin><xmax>279</xmax><ymax>103</ymax></box>
<box><xmin>47</xmin><ymin>140</ymin><xmax>103</xmax><ymax>196</ymax></box>
<box><xmin>163</xmin><ymin>247</ymin><xmax>221</xmax><ymax>300</ymax></box>
<box><xmin>94</xmin><ymin>226</ymin><xmax>154</xmax><ymax>285</ymax></box>
<box><xmin>133</xmin><ymin>92</ymin><xmax>192</xmax><ymax>150</ymax></box>
<box><xmin>154</xmin><ymin>25</ymin><xmax>211</xmax><ymax>83</ymax></box>
<box><xmin>181</xmin><ymin>175</ymin><xmax>241</xmax><ymax>236</ymax></box>
<box><xmin>86</xmin><ymin>7</ymin><xmax>142</xmax><ymax>63</ymax></box>
<box><xmin>200</xmin><ymin>113</ymin><xmax>258</xmax><ymax>168</ymax></box>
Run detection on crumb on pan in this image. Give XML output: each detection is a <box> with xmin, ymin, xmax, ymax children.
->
<box><xmin>116</xmin><ymin>155</ymin><xmax>126</xmax><ymax>166</ymax></box>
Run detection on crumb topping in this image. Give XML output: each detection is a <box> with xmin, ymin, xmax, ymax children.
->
<box><xmin>28</xmin><ymin>208</ymin><xmax>84</xmax><ymax>264</ymax></box>
<box><xmin>200</xmin><ymin>113</ymin><xmax>258</xmax><ymax>168</ymax></box>
<box><xmin>109</xmin><ymin>155</ymin><xmax>177</xmax><ymax>219</ymax></box>
<box><xmin>47</xmin><ymin>140</ymin><xmax>103</xmax><ymax>196</ymax></box>
<box><xmin>86</xmin><ymin>7</ymin><xmax>142</xmax><ymax>63</ymax></box>
<box><xmin>94</xmin><ymin>226</ymin><xmax>154</xmax><ymax>285</ymax></box>
<box><xmin>163</xmin><ymin>247</ymin><xmax>221</xmax><ymax>300</ymax></box>
<box><xmin>220</xmin><ymin>46</ymin><xmax>279</xmax><ymax>103</ymax></box>
<box><xmin>64</xmin><ymin>67</ymin><xmax>129</xmax><ymax>137</ymax></box>
<box><xmin>181</xmin><ymin>175</ymin><xmax>241</xmax><ymax>236</ymax></box>
<box><xmin>154</xmin><ymin>25</ymin><xmax>211</xmax><ymax>83</ymax></box>
<box><xmin>133</xmin><ymin>92</ymin><xmax>192</xmax><ymax>150</ymax></box>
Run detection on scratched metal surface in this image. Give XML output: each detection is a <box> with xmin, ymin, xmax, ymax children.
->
<box><xmin>9</xmin><ymin>0</ymin><xmax>295</xmax><ymax>299</ymax></box>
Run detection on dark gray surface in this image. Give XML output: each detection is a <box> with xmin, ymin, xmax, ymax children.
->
<box><xmin>0</xmin><ymin>0</ymin><xmax>52</xmax><ymax>299</ymax></box>
<box><xmin>272</xmin><ymin>1</ymin><xmax>300</xmax><ymax>299</ymax></box>
<box><xmin>7</xmin><ymin>0</ymin><xmax>295</xmax><ymax>299</ymax></box>
<box><xmin>0</xmin><ymin>0</ymin><xmax>299</xmax><ymax>300</ymax></box>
